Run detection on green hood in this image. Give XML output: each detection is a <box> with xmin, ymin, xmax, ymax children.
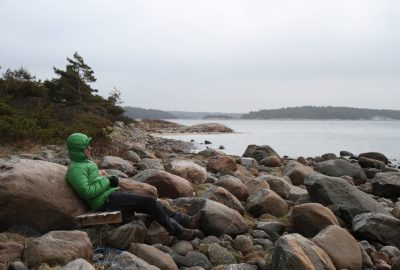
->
<box><xmin>67</xmin><ymin>133</ymin><xmax>92</xmax><ymax>162</ymax></box>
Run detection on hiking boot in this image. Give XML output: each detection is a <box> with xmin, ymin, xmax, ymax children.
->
<box><xmin>178</xmin><ymin>228</ymin><xmax>204</xmax><ymax>241</ymax></box>
<box><xmin>188</xmin><ymin>210</ymin><xmax>204</xmax><ymax>229</ymax></box>
<box><xmin>173</xmin><ymin>210</ymin><xmax>204</xmax><ymax>229</ymax></box>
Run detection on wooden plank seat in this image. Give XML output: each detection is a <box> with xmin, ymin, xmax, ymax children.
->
<box><xmin>77</xmin><ymin>211</ymin><xmax>122</xmax><ymax>226</ymax></box>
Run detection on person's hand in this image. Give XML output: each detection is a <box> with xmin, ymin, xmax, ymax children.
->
<box><xmin>99</xmin><ymin>170</ymin><xmax>107</xmax><ymax>176</ymax></box>
<box><xmin>108</xmin><ymin>175</ymin><xmax>119</xmax><ymax>187</ymax></box>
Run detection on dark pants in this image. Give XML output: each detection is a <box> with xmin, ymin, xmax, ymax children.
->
<box><xmin>101</xmin><ymin>191</ymin><xmax>182</xmax><ymax>236</ymax></box>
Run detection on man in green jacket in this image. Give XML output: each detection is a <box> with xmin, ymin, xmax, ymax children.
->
<box><xmin>65</xmin><ymin>133</ymin><xmax>202</xmax><ymax>240</ymax></box>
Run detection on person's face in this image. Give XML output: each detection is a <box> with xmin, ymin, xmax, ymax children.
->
<box><xmin>83</xmin><ymin>145</ymin><xmax>92</xmax><ymax>158</ymax></box>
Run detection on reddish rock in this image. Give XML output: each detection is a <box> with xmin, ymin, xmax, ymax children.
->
<box><xmin>370</xmin><ymin>251</ymin><xmax>391</xmax><ymax>265</ymax></box>
<box><xmin>119</xmin><ymin>178</ymin><xmax>158</xmax><ymax>198</ymax></box>
<box><xmin>246</xmin><ymin>189</ymin><xmax>289</xmax><ymax>218</ymax></box>
<box><xmin>134</xmin><ymin>169</ymin><xmax>193</xmax><ymax>199</ymax></box>
<box><xmin>215</xmin><ymin>175</ymin><xmax>250</xmax><ymax>201</ymax></box>
<box><xmin>313</xmin><ymin>225</ymin><xmax>362</xmax><ymax>270</ymax></box>
<box><xmin>290</xmin><ymin>203</ymin><xmax>339</xmax><ymax>237</ymax></box>
<box><xmin>271</xmin><ymin>233</ymin><xmax>335</xmax><ymax>270</ymax></box>
<box><xmin>129</xmin><ymin>243</ymin><xmax>178</xmax><ymax>270</ymax></box>
<box><xmin>166</xmin><ymin>160</ymin><xmax>208</xmax><ymax>184</ymax></box>
<box><xmin>207</xmin><ymin>156</ymin><xmax>238</xmax><ymax>174</ymax></box>
<box><xmin>23</xmin><ymin>231</ymin><xmax>92</xmax><ymax>268</ymax></box>
<box><xmin>259</xmin><ymin>155</ymin><xmax>282</xmax><ymax>167</ymax></box>
<box><xmin>243</xmin><ymin>177</ymin><xmax>270</xmax><ymax>195</ymax></box>
<box><xmin>0</xmin><ymin>159</ymin><xmax>87</xmax><ymax>233</ymax></box>
<box><xmin>282</xmin><ymin>161</ymin><xmax>314</xmax><ymax>186</ymax></box>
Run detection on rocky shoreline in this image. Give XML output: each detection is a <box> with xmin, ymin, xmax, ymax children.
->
<box><xmin>1</xmin><ymin>122</ymin><xmax>400</xmax><ymax>270</ymax></box>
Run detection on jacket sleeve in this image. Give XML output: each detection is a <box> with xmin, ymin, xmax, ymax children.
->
<box><xmin>67</xmin><ymin>166</ymin><xmax>111</xmax><ymax>200</ymax></box>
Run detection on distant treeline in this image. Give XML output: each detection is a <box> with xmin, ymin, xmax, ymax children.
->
<box><xmin>124</xmin><ymin>107</ymin><xmax>242</xmax><ymax>120</ymax></box>
<box><xmin>241</xmin><ymin>106</ymin><xmax>400</xmax><ymax>120</ymax></box>
<box><xmin>124</xmin><ymin>107</ymin><xmax>178</xmax><ymax>119</ymax></box>
<box><xmin>202</xmin><ymin>114</ymin><xmax>234</xmax><ymax>120</ymax></box>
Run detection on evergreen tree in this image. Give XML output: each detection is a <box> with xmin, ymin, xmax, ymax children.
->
<box><xmin>50</xmin><ymin>52</ymin><xmax>97</xmax><ymax>104</ymax></box>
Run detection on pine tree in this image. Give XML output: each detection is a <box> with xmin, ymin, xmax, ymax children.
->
<box><xmin>50</xmin><ymin>52</ymin><xmax>97</xmax><ymax>105</ymax></box>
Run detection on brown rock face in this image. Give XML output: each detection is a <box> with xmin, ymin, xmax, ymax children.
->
<box><xmin>313</xmin><ymin>225</ymin><xmax>362</xmax><ymax>270</ymax></box>
<box><xmin>134</xmin><ymin>169</ymin><xmax>194</xmax><ymax>199</ymax></box>
<box><xmin>119</xmin><ymin>178</ymin><xmax>158</xmax><ymax>198</ymax></box>
<box><xmin>215</xmin><ymin>175</ymin><xmax>250</xmax><ymax>201</ymax></box>
<box><xmin>246</xmin><ymin>189</ymin><xmax>289</xmax><ymax>218</ymax></box>
<box><xmin>359</xmin><ymin>152</ymin><xmax>389</xmax><ymax>164</ymax></box>
<box><xmin>282</xmin><ymin>161</ymin><xmax>314</xmax><ymax>186</ymax></box>
<box><xmin>23</xmin><ymin>231</ymin><xmax>92</xmax><ymax>268</ymax></box>
<box><xmin>290</xmin><ymin>203</ymin><xmax>339</xmax><ymax>237</ymax></box>
<box><xmin>259</xmin><ymin>155</ymin><xmax>282</xmax><ymax>167</ymax></box>
<box><xmin>358</xmin><ymin>157</ymin><xmax>386</xmax><ymax>169</ymax></box>
<box><xmin>197</xmin><ymin>185</ymin><xmax>245</xmax><ymax>214</ymax></box>
<box><xmin>0</xmin><ymin>159</ymin><xmax>87</xmax><ymax>233</ymax></box>
<box><xmin>271</xmin><ymin>233</ymin><xmax>336</xmax><ymax>270</ymax></box>
<box><xmin>242</xmin><ymin>177</ymin><xmax>270</xmax><ymax>195</ymax></box>
<box><xmin>166</xmin><ymin>160</ymin><xmax>208</xmax><ymax>184</ymax></box>
<box><xmin>0</xmin><ymin>242</ymin><xmax>24</xmax><ymax>265</ymax></box>
<box><xmin>188</xmin><ymin>199</ymin><xmax>249</xmax><ymax>237</ymax></box>
<box><xmin>129</xmin><ymin>243</ymin><xmax>178</xmax><ymax>270</ymax></box>
<box><xmin>258</xmin><ymin>175</ymin><xmax>291</xmax><ymax>199</ymax></box>
<box><xmin>207</xmin><ymin>156</ymin><xmax>238</xmax><ymax>174</ymax></box>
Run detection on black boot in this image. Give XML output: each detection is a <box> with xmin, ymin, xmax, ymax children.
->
<box><xmin>173</xmin><ymin>210</ymin><xmax>204</xmax><ymax>229</ymax></box>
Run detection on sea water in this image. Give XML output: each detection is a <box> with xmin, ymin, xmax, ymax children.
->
<box><xmin>161</xmin><ymin>119</ymin><xmax>400</xmax><ymax>163</ymax></box>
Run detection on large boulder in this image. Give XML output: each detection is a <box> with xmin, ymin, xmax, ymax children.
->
<box><xmin>305</xmin><ymin>172</ymin><xmax>387</xmax><ymax>225</ymax></box>
<box><xmin>282</xmin><ymin>161</ymin><xmax>314</xmax><ymax>186</ymax></box>
<box><xmin>259</xmin><ymin>155</ymin><xmax>282</xmax><ymax>167</ymax></box>
<box><xmin>206</xmin><ymin>156</ymin><xmax>238</xmax><ymax>174</ymax></box>
<box><xmin>187</xmin><ymin>199</ymin><xmax>249</xmax><ymax>236</ymax></box>
<box><xmin>129</xmin><ymin>243</ymin><xmax>178</xmax><ymax>270</ymax></box>
<box><xmin>242</xmin><ymin>145</ymin><xmax>280</xmax><ymax>162</ymax></box>
<box><xmin>359</xmin><ymin>152</ymin><xmax>389</xmax><ymax>164</ymax></box>
<box><xmin>246</xmin><ymin>189</ymin><xmax>289</xmax><ymax>218</ymax></box>
<box><xmin>23</xmin><ymin>231</ymin><xmax>92</xmax><ymax>268</ymax></box>
<box><xmin>258</xmin><ymin>175</ymin><xmax>291</xmax><ymax>199</ymax></box>
<box><xmin>105</xmin><ymin>221</ymin><xmax>147</xmax><ymax>250</ymax></box>
<box><xmin>119</xmin><ymin>178</ymin><xmax>158</xmax><ymax>198</ymax></box>
<box><xmin>185</xmin><ymin>123</ymin><xmax>234</xmax><ymax>133</ymax></box>
<box><xmin>215</xmin><ymin>175</ymin><xmax>250</xmax><ymax>201</ymax></box>
<box><xmin>371</xmin><ymin>172</ymin><xmax>400</xmax><ymax>199</ymax></box>
<box><xmin>134</xmin><ymin>169</ymin><xmax>193</xmax><ymax>198</ymax></box>
<box><xmin>290</xmin><ymin>203</ymin><xmax>339</xmax><ymax>237</ymax></box>
<box><xmin>99</xmin><ymin>156</ymin><xmax>136</xmax><ymax>176</ymax></box>
<box><xmin>352</xmin><ymin>212</ymin><xmax>400</xmax><ymax>247</ymax></box>
<box><xmin>109</xmin><ymin>251</ymin><xmax>160</xmax><ymax>270</ymax></box>
<box><xmin>358</xmin><ymin>157</ymin><xmax>386</xmax><ymax>169</ymax></box>
<box><xmin>196</xmin><ymin>185</ymin><xmax>245</xmax><ymax>214</ymax></box>
<box><xmin>0</xmin><ymin>159</ymin><xmax>87</xmax><ymax>233</ymax></box>
<box><xmin>313</xmin><ymin>225</ymin><xmax>362</xmax><ymax>270</ymax></box>
<box><xmin>165</xmin><ymin>160</ymin><xmax>207</xmax><ymax>184</ymax></box>
<box><xmin>314</xmin><ymin>159</ymin><xmax>367</xmax><ymax>185</ymax></box>
<box><xmin>138</xmin><ymin>158</ymin><xmax>165</xmax><ymax>170</ymax></box>
<box><xmin>271</xmin><ymin>234</ymin><xmax>335</xmax><ymax>270</ymax></box>
<box><xmin>242</xmin><ymin>177</ymin><xmax>270</xmax><ymax>195</ymax></box>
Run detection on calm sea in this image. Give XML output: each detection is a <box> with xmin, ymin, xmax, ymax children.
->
<box><xmin>161</xmin><ymin>119</ymin><xmax>400</xmax><ymax>163</ymax></box>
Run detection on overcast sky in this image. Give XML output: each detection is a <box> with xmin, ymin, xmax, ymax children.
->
<box><xmin>1</xmin><ymin>0</ymin><xmax>399</xmax><ymax>112</ymax></box>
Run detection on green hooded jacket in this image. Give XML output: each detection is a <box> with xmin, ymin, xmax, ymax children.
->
<box><xmin>65</xmin><ymin>133</ymin><xmax>118</xmax><ymax>210</ymax></box>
